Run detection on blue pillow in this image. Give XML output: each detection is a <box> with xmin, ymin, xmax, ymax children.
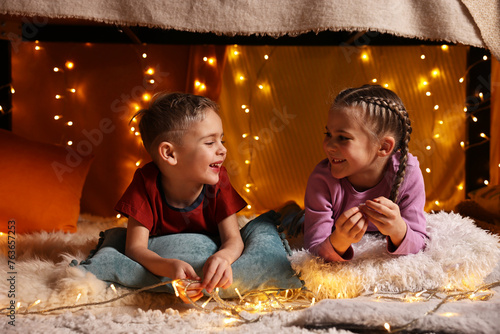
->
<box><xmin>73</xmin><ymin>211</ymin><xmax>303</xmax><ymax>298</ymax></box>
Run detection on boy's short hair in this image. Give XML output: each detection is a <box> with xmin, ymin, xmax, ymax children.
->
<box><xmin>132</xmin><ymin>92</ymin><xmax>219</xmax><ymax>157</ymax></box>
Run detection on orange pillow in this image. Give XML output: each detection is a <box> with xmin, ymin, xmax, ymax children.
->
<box><xmin>0</xmin><ymin>129</ymin><xmax>93</xmax><ymax>234</ymax></box>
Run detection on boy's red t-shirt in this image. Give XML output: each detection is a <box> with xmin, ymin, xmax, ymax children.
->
<box><xmin>115</xmin><ymin>162</ymin><xmax>247</xmax><ymax>236</ymax></box>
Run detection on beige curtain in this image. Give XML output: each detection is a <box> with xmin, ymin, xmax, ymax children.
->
<box><xmin>219</xmin><ymin>45</ymin><xmax>468</xmax><ymax>213</ymax></box>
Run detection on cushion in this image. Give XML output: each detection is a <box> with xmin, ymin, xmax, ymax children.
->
<box><xmin>0</xmin><ymin>129</ymin><xmax>93</xmax><ymax>234</ymax></box>
<box><xmin>468</xmin><ymin>185</ymin><xmax>500</xmax><ymax>217</ymax></box>
<box><xmin>74</xmin><ymin>211</ymin><xmax>303</xmax><ymax>298</ymax></box>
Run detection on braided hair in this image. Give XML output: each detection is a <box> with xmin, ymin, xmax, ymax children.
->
<box><xmin>332</xmin><ymin>85</ymin><xmax>412</xmax><ymax>202</ymax></box>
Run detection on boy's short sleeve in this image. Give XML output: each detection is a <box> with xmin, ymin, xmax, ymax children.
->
<box><xmin>114</xmin><ymin>164</ymin><xmax>159</xmax><ymax>232</ymax></box>
<box><xmin>214</xmin><ymin>167</ymin><xmax>247</xmax><ymax>223</ymax></box>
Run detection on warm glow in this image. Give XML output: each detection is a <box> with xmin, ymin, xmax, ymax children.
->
<box><xmin>65</xmin><ymin>61</ymin><xmax>74</xmax><ymax>69</ymax></box>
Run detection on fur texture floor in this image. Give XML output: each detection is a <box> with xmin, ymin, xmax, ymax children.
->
<box><xmin>1</xmin><ymin>212</ymin><xmax>500</xmax><ymax>333</ymax></box>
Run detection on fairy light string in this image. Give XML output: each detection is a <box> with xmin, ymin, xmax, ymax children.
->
<box><xmin>1</xmin><ymin>277</ymin><xmax>498</xmax><ymax>331</ymax></box>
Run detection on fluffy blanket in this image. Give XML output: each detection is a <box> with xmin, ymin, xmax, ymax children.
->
<box><xmin>1</xmin><ymin>0</ymin><xmax>499</xmax><ymax>61</ymax></box>
<box><xmin>1</xmin><ymin>212</ymin><xmax>500</xmax><ymax>333</ymax></box>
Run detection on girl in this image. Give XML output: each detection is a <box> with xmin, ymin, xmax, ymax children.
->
<box><xmin>304</xmin><ymin>85</ymin><xmax>428</xmax><ymax>262</ymax></box>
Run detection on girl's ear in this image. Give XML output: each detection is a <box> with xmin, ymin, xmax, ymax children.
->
<box><xmin>158</xmin><ymin>141</ymin><xmax>177</xmax><ymax>165</ymax></box>
<box><xmin>378</xmin><ymin>136</ymin><xmax>396</xmax><ymax>157</ymax></box>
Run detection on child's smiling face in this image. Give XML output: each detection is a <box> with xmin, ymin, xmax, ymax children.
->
<box><xmin>323</xmin><ymin>107</ymin><xmax>382</xmax><ymax>190</ymax></box>
<box><xmin>175</xmin><ymin>108</ymin><xmax>227</xmax><ymax>186</ymax></box>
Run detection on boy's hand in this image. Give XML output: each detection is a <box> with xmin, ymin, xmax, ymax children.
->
<box><xmin>359</xmin><ymin>196</ymin><xmax>407</xmax><ymax>247</ymax></box>
<box><xmin>329</xmin><ymin>206</ymin><xmax>368</xmax><ymax>255</ymax></box>
<box><xmin>201</xmin><ymin>254</ymin><xmax>233</xmax><ymax>294</ymax></box>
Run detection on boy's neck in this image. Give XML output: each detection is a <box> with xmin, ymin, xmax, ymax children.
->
<box><xmin>159</xmin><ymin>173</ymin><xmax>204</xmax><ymax>209</ymax></box>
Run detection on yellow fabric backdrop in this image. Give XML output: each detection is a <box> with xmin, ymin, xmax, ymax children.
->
<box><xmin>219</xmin><ymin>45</ymin><xmax>468</xmax><ymax>213</ymax></box>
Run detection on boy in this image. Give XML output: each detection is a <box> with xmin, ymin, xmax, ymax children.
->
<box><xmin>115</xmin><ymin>92</ymin><xmax>247</xmax><ymax>302</ymax></box>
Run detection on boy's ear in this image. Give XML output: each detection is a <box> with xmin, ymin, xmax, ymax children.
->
<box><xmin>378</xmin><ymin>136</ymin><xmax>396</xmax><ymax>157</ymax></box>
<box><xmin>158</xmin><ymin>141</ymin><xmax>177</xmax><ymax>165</ymax></box>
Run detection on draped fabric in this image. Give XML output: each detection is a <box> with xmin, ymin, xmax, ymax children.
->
<box><xmin>492</xmin><ymin>58</ymin><xmax>500</xmax><ymax>185</ymax></box>
<box><xmin>219</xmin><ymin>45</ymin><xmax>468</xmax><ymax>212</ymax></box>
<box><xmin>1</xmin><ymin>0</ymin><xmax>499</xmax><ymax>61</ymax></box>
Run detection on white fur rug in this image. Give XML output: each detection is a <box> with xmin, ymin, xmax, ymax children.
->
<box><xmin>1</xmin><ymin>212</ymin><xmax>500</xmax><ymax>333</ymax></box>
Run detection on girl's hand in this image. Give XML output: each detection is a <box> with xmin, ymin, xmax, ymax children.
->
<box><xmin>359</xmin><ymin>196</ymin><xmax>407</xmax><ymax>247</ymax></box>
<box><xmin>329</xmin><ymin>206</ymin><xmax>368</xmax><ymax>255</ymax></box>
<box><xmin>201</xmin><ymin>254</ymin><xmax>233</xmax><ymax>294</ymax></box>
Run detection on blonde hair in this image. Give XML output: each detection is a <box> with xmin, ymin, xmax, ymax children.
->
<box><xmin>332</xmin><ymin>85</ymin><xmax>412</xmax><ymax>202</ymax></box>
<box><xmin>132</xmin><ymin>92</ymin><xmax>219</xmax><ymax>156</ymax></box>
